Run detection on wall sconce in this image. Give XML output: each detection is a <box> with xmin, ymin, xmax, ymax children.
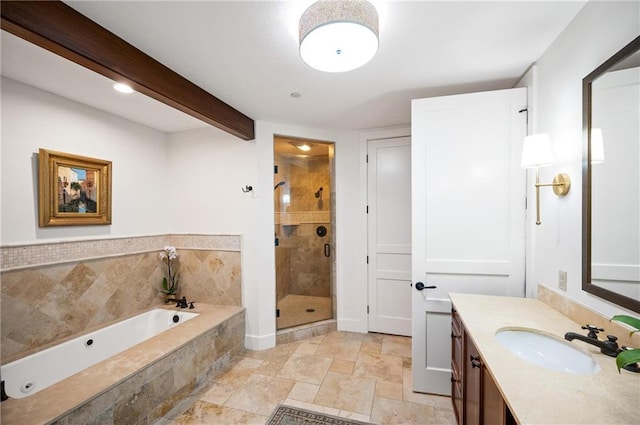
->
<box><xmin>521</xmin><ymin>134</ymin><xmax>571</xmax><ymax>225</ymax></box>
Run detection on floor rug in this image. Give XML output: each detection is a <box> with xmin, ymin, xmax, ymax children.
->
<box><xmin>266</xmin><ymin>404</ymin><xmax>374</xmax><ymax>425</ymax></box>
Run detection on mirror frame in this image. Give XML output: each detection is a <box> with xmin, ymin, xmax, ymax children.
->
<box><xmin>582</xmin><ymin>35</ymin><xmax>640</xmax><ymax>313</ymax></box>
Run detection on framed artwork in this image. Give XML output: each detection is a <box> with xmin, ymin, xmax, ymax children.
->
<box><xmin>38</xmin><ymin>149</ymin><xmax>112</xmax><ymax>226</ymax></box>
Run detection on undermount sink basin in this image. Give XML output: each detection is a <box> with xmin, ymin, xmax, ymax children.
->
<box><xmin>495</xmin><ymin>328</ymin><xmax>601</xmax><ymax>375</ymax></box>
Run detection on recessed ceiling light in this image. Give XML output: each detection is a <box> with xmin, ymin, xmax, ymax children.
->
<box><xmin>290</xmin><ymin>141</ymin><xmax>313</xmax><ymax>151</ymax></box>
<box><xmin>113</xmin><ymin>83</ymin><xmax>134</xmax><ymax>94</ymax></box>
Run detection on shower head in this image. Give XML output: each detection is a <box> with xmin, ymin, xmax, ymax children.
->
<box><xmin>274</xmin><ymin>181</ymin><xmax>286</xmax><ymax>190</ymax></box>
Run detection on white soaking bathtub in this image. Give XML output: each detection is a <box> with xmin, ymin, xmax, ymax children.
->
<box><xmin>1</xmin><ymin>308</ymin><xmax>198</xmax><ymax>399</ymax></box>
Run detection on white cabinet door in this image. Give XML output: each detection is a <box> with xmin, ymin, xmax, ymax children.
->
<box><xmin>411</xmin><ymin>88</ymin><xmax>527</xmax><ymax>394</ymax></box>
<box><xmin>367</xmin><ymin>137</ymin><xmax>412</xmax><ymax>336</ymax></box>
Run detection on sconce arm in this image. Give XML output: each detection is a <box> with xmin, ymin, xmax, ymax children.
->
<box><xmin>532</xmin><ymin>171</ymin><xmax>571</xmax><ymax>225</ymax></box>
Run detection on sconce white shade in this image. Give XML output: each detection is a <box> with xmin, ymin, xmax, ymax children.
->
<box><xmin>590</xmin><ymin>128</ymin><xmax>605</xmax><ymax>163</ymax></box>
<box><xmin>521</xmin><ymin>133</ymin><xmax>554</xmax><ymax>168</ymax></box>
<box><xmin>299</xmin><ymin>0</ymin><xmax>379</xmax><ymax>73</ymax></box>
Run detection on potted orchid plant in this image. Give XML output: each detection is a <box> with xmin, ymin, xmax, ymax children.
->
<box><xmin>159</xmin><ymin>245</ymin><xmax>179</xmax><ymax>296</ymax></box>
<box><xmin>611</xmin><ymin>315</ymin><xmax>640</xmax><ymax>373</ymax></box>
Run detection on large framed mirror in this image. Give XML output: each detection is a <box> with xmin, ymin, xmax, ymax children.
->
<box><xmin>583</xmin><ymin>35</ymin><xmax>640</xmax><ymax>313</ymax></box>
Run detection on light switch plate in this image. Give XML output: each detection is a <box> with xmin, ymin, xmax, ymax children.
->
<box><xmin>559</xmin><ymin>271</ymin><xmax>567</xmax><ymax>291</ymax></box>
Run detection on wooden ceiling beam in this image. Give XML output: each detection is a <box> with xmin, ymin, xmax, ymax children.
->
<box><xmin>1</xmin><ymin>1</ymin><xmax>255</xmax><ymax>140</ymax></box>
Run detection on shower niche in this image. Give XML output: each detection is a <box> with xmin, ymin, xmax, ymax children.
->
<box><xmin>274</xmin><ymin>136</ymin><xmax>335</xmax><ymax>330</ymax></box>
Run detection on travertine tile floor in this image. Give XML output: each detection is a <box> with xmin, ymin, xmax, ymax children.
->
<box><xmin>156</xmin><ymin>331</ymin><xmax>456</xmax><ymax>425</ymax></box>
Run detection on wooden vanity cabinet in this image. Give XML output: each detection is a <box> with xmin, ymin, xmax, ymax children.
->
<box><xmin>483</xmin><ymin>367</ymin><xmax>515</xmax><ymax>425</ymax></box>
<box><xmin>464</xmin><ymin>332</ymin><xmax>482</xmax><ymax>424</ymax></box>
<box><xmin>451</xmin><ymin>309</ymin><xmax>464</xmax><ymax>423</ymax></box>
<box><xmin>451</xmin><ymin>308</ymin><xmax>515</xmax><ymax>425</ymax></box>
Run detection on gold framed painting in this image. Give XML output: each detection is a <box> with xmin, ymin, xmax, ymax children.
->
<box><xmin>38</xmin><ymin>149</ymin><xmax>112</xmax><ymax>226</ymax></box>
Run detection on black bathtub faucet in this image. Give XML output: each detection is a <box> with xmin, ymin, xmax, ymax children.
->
<box><xmin>166</xmin><ymin>296</ymin><xmax>188</xmax><ymax>309</ymax></box>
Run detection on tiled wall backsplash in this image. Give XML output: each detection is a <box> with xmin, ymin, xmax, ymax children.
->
<box><xmin>1</xmin><ymin>234</ymin><xmax>242</xmax><ymax>362</ymax></box>
<box><xmin>538</xmin><ymin>284</ymin><xmax>640</xmax><ymax>348</ymax></box>
<box><xmin>1</xmin><ymin>234</ymin><xmax>241</xmax><ymax>271</ymax></box>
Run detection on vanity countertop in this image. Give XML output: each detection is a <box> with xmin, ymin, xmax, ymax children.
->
<box><xmin>449</xmin><ymin>293</ymin><xmax>639</xmax><ymax>425</ymax></box>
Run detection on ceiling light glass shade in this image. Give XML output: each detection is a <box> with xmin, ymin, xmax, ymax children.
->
<box><xmin>299</xmin><ymin>0</ymin><xmax>379</xmax><ymax>73</ymax></box>
<box><xmin>590</xmin><ymin>128</ymin><xmax>605</xmax><ymax>163</ymax></box>
<box><xmin>521</xmin><ymin>133</ymin><xmax>554</xmax><ymax>168</ymax></box>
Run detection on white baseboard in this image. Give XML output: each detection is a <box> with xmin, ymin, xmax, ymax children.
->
<box><xmin>337</xmin><ymin>318</ymin><xmax>367</xmax><ymax>333</ymax></box>
<box><xmin>244</xmin><ymin>332</ymin><xmax>276</xmax><ymax>350</ymax></box>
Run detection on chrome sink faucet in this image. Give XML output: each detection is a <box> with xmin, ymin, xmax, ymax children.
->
<box><xmin>564</xmin><ymin>324</ymin><xmax>620</xmax><ymax>357</ymax></box>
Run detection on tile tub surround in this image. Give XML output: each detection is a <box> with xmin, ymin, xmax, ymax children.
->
<box><xmin>1</xmin><ymin>236</ymin><xmax>241</xmax><ymax>362</ymax></box>
<box><xmin>0</xmin><ymin>303</ymin><xmax>245</xmax><ymax>425</ymax></box>
<box><xmin>450</xmin><ymin>293</ymin><xmax>639</xmax><ymax>425</ymax></box>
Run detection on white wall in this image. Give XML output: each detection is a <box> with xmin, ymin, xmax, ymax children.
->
<box><xmin>0</xmin><ymin>77</ymin><xmax>170</xmax><ymax>245</ymax></box>
<box><xmin>166</xmin><ymin>126</ymin><xmax>263</xmax><ymax>346</ymax></box>
<box><xmin>529</xmin><ymin>0</ymin><xmax>639</xmax><ymax>316</ymax></box>
<box><xmin>167</xmin><ymin>122</ymin><xmax>385</xmax><ymax>346</ymax></box>
<box><xmin>247</xmin><ymin>121</ymin><xmax>359</xmax><ymax>349</ymax></box>
<box><xmin>0</xmin><ymin>74</ymin><xmax>374</xmax><ymax>350</ymax></box>
<box><xmin>11</xmin><ymin>2</ymin><xmax>633</xmax><ymax>347</ymax></box>
<box><xmin>166</xmin><ymin>127</ymin><xmax>256</xmax><ymax>235</ymax></box>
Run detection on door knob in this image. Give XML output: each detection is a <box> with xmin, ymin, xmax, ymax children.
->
<box><xmin>414</xmin><ymin>282</ymin><xmax>437</xmax><ymax>291</ymax></box>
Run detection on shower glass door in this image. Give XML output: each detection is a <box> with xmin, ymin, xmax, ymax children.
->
<box><xmin>274</xmin><ymin>136</ymin><xmax>334</xmax><ymax>330</ymax></box>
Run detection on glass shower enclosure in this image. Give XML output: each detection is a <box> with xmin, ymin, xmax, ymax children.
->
<box><xmin>274</xmin><ymin>136</ymin><xmax>335</xmax><ymax>330</ymax></box>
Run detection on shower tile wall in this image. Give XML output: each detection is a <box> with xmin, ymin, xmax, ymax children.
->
<box><xmin>275</xmin><ymin>154</ymin><xmax>331</xmax><ymax>299</ymax></box>
<box><xmin>1</xmin><ymin>235</ymin><xmax>241</xmax><ymax>363</ymax></box>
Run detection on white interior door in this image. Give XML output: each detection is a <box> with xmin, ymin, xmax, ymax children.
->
<box><xmin>411</xmin><ymin>87</ymin><xmax>527</xmax><ymax>395</ymax></box>
<box><xmin>367</xmin><ymin>137</ymin><xmax>412</xmax><ymax>336</ymax></box>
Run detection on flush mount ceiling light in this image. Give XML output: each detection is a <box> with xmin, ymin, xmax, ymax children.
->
<box><xmin>299</xmin><ymin>0</ymin><xmax>379</xmax><ymax>73</ymax></box>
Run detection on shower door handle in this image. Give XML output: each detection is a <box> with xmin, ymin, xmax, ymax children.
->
<box><xmin>324</xmin><ymin>244</ymin><xmax>331</xmax><ymax>257</ymax></box>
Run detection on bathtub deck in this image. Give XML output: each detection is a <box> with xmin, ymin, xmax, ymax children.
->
<box><xmin>1</xmin><ymin>303</ymin><xmax>244</xmax><ymax>425</ymax></box>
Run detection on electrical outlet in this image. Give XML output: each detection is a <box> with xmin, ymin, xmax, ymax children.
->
<box><xmin>559</xmin><ymin>271</ymin><xmax>567</xmax><ymax>291</ymax></box>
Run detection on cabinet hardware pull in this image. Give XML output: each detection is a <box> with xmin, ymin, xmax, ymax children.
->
<box><xmin>470</xmin><ymin>355</ymin><xmax>482</xmax><ymax>368</ymax></box>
